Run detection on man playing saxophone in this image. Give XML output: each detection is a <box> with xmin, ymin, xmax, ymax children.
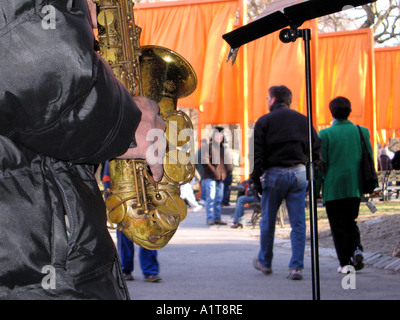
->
<box><xmin>94</xmin><ymin>0</ymin><xmax>197</xmax><ymax>251</ymax></box>
<box><xmin>0</xmin><ymin>0</ymin><xmax>165</xmax><ymax>299</ymax></box>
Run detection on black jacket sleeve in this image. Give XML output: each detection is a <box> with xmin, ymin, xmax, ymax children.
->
<box><xmin>0</xmin><ymin>0</ymin><xmax>141</xmax><ymax>164</ymax></box>
<box><xmin>250</xmin><ymin>117</ymin><xmax>265</xmax><ymax>187</ymax></box>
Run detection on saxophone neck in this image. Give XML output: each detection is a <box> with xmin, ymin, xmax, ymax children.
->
<box><xmin>159</xmin><ymin>98</ymin><xmax>178</xmax><ymax>116</ymax></box>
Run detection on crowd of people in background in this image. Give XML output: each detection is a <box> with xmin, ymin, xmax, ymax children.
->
<box><xmin>98</xmin><ymin>88</ymin><xmax>400</xmax><ymax>286</ymax></box>
<box><xmin>187</xmin><ymin>87</ymin><xmax>400</xmax><ymax>280</ymax></box>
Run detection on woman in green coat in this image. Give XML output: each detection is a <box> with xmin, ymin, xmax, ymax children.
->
<box><xmin>318</xmin><ymin>97</ymin><xmax>373</xmax><ymax>273</ymax></box>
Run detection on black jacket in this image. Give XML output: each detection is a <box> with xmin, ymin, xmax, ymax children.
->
<box><xmin>393</xmin><ymin>151</ymin><xmax>400</xmax><ymax>170</ymax></box>
<box><xmin>251</xmin><ymin>103</ymin><xmax>321</xmax><ymax>184</ymax></box>
<box><xmin>0</xmin><ymin>0</ymin><xmax>141</xmax><ymax>163</ymax></box>
<box><xmin>0</xmin><ymin>0</ymin><xmax>140</xmax><ymax>299</ymax></box>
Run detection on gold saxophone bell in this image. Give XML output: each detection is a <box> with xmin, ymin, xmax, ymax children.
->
<box><xmin>140</xmin><ymin>45</ymin><xmax>197</xmax><ymax>184</ymax></box>
<box><xmin>96</xmin><ymin>0</ymin><xmax>197</xmax><ymax>250</ymax></box>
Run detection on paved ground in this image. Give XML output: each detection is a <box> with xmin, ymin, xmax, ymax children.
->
<box><xmin>111</xmin><ymin>206</ymin><xmax>400</xmax><ymax>305</ymax></box>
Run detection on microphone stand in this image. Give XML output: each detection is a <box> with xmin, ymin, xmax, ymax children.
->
<box><xmin>279</xmin><ymin>27</ymin><xmax>320</xmax><ymax>300</ymax></box>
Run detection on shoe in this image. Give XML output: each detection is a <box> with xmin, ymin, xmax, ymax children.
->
<box><xmin>231</xmin><ymin>222</ymin><xmax>243</xmax><ymax>229</ymax></box>
<box><xmin>123</xmin><ymin>272</ymin><xmax>134</xmax><ymax>281</ymax></box>
<box><xmin>145</xmin><ymin>274</ymin><xmax>162</xmax><ymax>282</ymax></box>
<box><xmin>287</xmin><ymin>269</ymin><xmax>303</xmax><ymax>280</ymax></box>
<box><xmin>214</xmin><ymin>219</ymin><xmax>227</xmax><ymax>225</ymax></box>
<box><xmin>206</xmin><ymin>220</ymin><xmax>215</xmax><ymax>226</ymax></box>
<box><xmin>199</xmin><ymin>199</ymin><xmax>206</xmax><ymax>206</ymax></box>
<box><xmin>354</xmin><ymin>262</ymin><xmax>364</xmax><ymax>271</ymax></box>
<box><xmin>192</xmin><ymin>205</ymin><xmax>203</xmax><ymax>212</ymax></box>
<box><xmin>352</xmin><ymin>248</ymin><xmax>364</xmax><ymax>271</ymax></box>
<box><xmin>337</xmin><ymin>265</ymin><xmax>354</xmax><ymax>274</ymax></box>
<box><xmin>253</xmin><ymin>259</ymin><xmax>272</xmax><ymax>275</ymax></box>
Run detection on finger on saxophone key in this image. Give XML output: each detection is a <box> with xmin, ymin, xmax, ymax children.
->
<box><xmin>116</xmin><ymin>97</ymin><xmax>166</xmax><ymax>182</ymax></box>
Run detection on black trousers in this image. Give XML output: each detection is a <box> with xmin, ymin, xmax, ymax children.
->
<box><xmin>325</xmin><ymin>197</ymin><xmax>363</xmax><ymax>267</ymax></box>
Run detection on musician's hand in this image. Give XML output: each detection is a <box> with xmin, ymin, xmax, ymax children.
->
<box><xmin>117</xmin><ymin>97</ymin><xmax>166</xmax><ymax>182</ymax></box>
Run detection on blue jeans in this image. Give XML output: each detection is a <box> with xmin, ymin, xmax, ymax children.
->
<box><xmin>117</xmin><ymin>230</ymin><xmax>159</xmax><ymax>277</ymax></box>
<box><xmin>223</xmin><ymin>172</ymin><xmax>233</xmax><ymax>204</ymax></box>
<box><xmin>139</xmin><ymin>247</ymin><xmax>159</xmax><ymax>277</ymax></box>
<box><xmin>200</xmin><ymin>179</ymin><xmax>206</xmax><ymax>201</ymax></box>
<box><xmin>204</xmin><ymin>178</ymin><xmax>224</xmax><ymax>222</ymax></box>
<box><xmin>233</xmin><ymin>195</ymin><xmax>259</xmax><ymax>224</ymax></box>
<box><xmin>258</xmin><ymin>165</ymin><xmax>308</xmax><ymax>270</ymax></box>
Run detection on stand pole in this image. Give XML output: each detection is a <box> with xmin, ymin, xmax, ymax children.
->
<box><xmin>280</xmin><ymin>27</ymin><xmax>321</xmax><ymax>300</ymax></box>
<box><xmin>302</xmin><ymin>28</ymin><xmax>320</xmax><ymax>300</ymax></box>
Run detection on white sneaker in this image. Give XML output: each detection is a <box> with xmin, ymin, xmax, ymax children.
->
<box><xmin>337</xmin><ymin>265</ymin><xmax>355</xmax><ymax>274</ymax></box>
<box><xmin>192</xmin><ymin>205</ymin><xmax>203</xmax><ymax>212</ymax></box>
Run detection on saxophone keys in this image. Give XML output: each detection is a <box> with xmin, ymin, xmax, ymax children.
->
<box><xmin>97</xmin><ymin>9</ymin><xmax>114</xmax><ymax>26</ymax></box>
<box><xmin>164</xmin><ymin>113</ymin><xmax>192</xmax><ymax>147</ymax></box>
<box><xmin>163</xmin><ymin>150</ymin><xmax>194</xmax><ymax>183</ymax></box>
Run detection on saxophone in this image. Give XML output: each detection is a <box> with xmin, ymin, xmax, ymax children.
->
<box><xmin>94</xmin><ymin>0</ymin><xmax>197</xmax><ymax>250</ymax></box>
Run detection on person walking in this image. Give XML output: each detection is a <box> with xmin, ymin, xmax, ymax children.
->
<box><xmin>251</xmin><ymin>85</ymin><xmax>321</xmax><ymax>280</ymax></box>
<box><xmin>117</xmin><ymin>231</ymin><xmax>162</xmax><ymax>283</ymax></box>
<box><xmin>318</xmin><ymin>96</ymin><xmax>372</xmax><ymax>273</ymax></box>
<box><xmin>202</xmin><ymin>127</ymin><xmax>233</xmax><ymax>226</ymax></box>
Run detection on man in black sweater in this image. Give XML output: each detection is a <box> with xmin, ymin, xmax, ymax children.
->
<box><xmin>251</xmin><ymin>85</ymin><xmax>321</xmax><ymax>280</ymax></box>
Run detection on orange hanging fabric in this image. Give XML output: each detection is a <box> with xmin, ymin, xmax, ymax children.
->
<box><xmin>316</xmin><ymin>29</ymin><xmax>376</xmax><ymax>133</ymax></box>
<box><xmin>134</xmin><ymin>0</ymin><xmax>239</xmax><ymax>110</ymax></box>
<box><xmin>245</xmin><ymin>20</ymin><xmax>318</xmax><ymax>123</ymax></box>
<box><xmin>375</xmin><ymin>46</ymin><xmax>400</xmax><ymax>131</ymax></box>
<box><xmin>200</xmin><ymin>19</ymin><xmax>318</xmax><ymax>124</ymax></box>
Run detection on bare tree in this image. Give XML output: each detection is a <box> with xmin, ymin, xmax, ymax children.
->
<box><xmin>246</xmin><ymin>0</ymin><xmax>400</xmax><ymax>46</ymax></box>
<box><xmin>361</xmin><ymin>1</ymin><xmax>400</xmax><ymax>45</ymax></box>
<box><xmin>319</xmin><ymin>1</ymin><xmax>400</xmax><ymax>46</ymax></box>
<box><xmin>247</xmin><ymin>0</ymin><xmax>274</xmax><ymax>20</ymax></box>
